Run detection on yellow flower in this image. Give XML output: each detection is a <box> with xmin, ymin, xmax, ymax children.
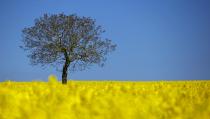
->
<box><xmin>0</xmin><ymin>76</ymin><xmax>209</xmax><ymax>119</ymax></box>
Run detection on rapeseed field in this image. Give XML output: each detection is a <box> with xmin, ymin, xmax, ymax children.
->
<box><xmin>0</xmin><ymin>75</ymin><xmax>210</xmax><ymax>119</ymax></box>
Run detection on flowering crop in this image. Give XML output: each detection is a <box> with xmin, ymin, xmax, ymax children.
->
<box><xmin>0</xmin><ymin>75</ymin><xmax>210</xmax><ymax>119</ymax></box>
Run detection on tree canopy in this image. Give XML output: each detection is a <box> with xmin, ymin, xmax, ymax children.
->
<box><xmin>21</xmin><ymin>13</ymin><xmax>116</xmax><ymax>84</ymax></box>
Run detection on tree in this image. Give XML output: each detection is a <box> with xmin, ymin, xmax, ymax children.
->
<box><xmin>21</xmin><ymin>13</ymin><xmax>116</xmax><ymax>84</ymax></box>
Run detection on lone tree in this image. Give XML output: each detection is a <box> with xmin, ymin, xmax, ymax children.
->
<box><xmin>21</xmin><ymin>13</ymin><xmax>116</xmax><ymax>84</ymax></box>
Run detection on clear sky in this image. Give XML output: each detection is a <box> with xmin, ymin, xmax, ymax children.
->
<box><xmin>0</xmin><ymin>0</ymin><xmax>210</xmax><ymax>81</ymax></box>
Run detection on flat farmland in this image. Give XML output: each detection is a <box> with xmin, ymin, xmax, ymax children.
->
<box><xmin>0</xmin><ymin>76</ymin><xmax>209</xmax><ymax>119</ymax></box>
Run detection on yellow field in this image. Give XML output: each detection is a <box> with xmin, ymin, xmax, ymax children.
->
<box><xmin>0</xmin><ymin>75</ymin><xmax>210</xmax><ymax>119</ymax></box>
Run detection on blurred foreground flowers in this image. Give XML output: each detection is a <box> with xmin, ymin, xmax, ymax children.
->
<box><xmin>0</xmin><ymin>75</ymin><xmax>210</xmax><ymax>119</ymax></box>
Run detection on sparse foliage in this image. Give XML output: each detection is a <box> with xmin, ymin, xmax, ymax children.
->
<box><xmin>21</xmin><ymin>13</ymin><xmax>116</xmax><ymax>84</ymax></box>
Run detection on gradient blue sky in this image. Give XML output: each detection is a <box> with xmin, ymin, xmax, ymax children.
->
<box><xmin>0</xmin><ymin>0</ymin><xmax>210</xmax><ymax>81</ymax></box>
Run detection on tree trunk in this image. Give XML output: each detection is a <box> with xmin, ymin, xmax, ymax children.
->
<box><xmin>62</xmin><ymin>60</ymin><xmax>70</xmax><ymax>84</ymax></box>
<box><xmin>62</xmin><ymin>49</ymin><xmax>70</xmax><ymax>84</ymax></box>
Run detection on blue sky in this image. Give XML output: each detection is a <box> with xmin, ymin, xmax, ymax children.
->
<box><xmin>0</xmin><ymin>0</ymin><xmax>210</xmax><ymax>81</ymax></box>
